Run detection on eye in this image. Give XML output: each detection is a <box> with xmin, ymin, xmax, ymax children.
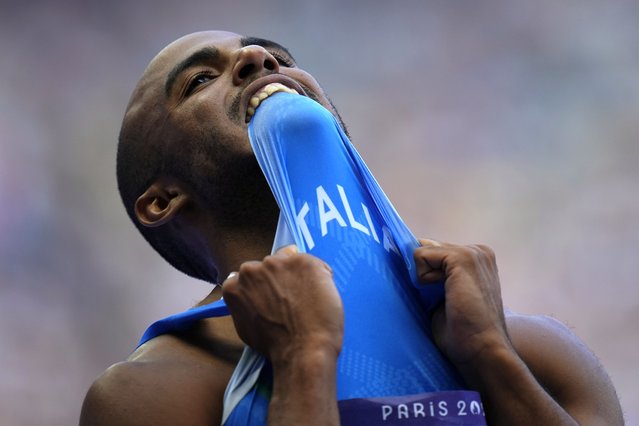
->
<box><xmin>270</xmin><ymin>52</ymin><xmax>294</xmax><ymax>68</ymax></box>
<box><xmin>184</xmin><ymin>72</ymin><xmax>216</xmax><ymax>96</ymax></box>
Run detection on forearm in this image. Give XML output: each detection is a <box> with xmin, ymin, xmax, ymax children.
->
<box><xmin>464</xmin><ymin>345</ymin><xmax>578</xmax><ymax>426</ymax></box>
<box><xmin>268</xmin><ymin>348</ymin><xmax>339</xmax><ymax>425</ymax></box>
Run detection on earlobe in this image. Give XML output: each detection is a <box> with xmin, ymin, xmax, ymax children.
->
<box><xmin>134</xmin><ymin>182</ymin><xmax>190</xmax><ymax>228</ymax></box>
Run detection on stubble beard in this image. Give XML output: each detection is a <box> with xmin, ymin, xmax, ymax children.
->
<box><xmin>190</xmin><ymin>130</ymin><xmax>280</xmax><ymax>232</ymax></box>
<box><xmin>189</xmin><ymin>86</ymin><xmax>348</xmax><ymax>233</ymax></box>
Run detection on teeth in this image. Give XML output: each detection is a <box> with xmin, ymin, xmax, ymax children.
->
<box><xmin>245</xmin><ymin>82</ymin><xmax>299</xmax><ymax>122</ymax></box>
<box><xmin>265</xmin><ymin>85</ymin><xmax>279</xmax><ymax>95</ymax></box>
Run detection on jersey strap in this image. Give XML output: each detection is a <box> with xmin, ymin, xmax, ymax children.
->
<box><xmin>136</xmin><ymin>298</ymin><xmax>229</xmax><ymax>348</ymax></box>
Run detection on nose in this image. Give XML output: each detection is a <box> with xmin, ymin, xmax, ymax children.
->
<box><xmin>232</xmin><ymin>45</ymin><xmax>280</xmax><ymax>86</ymax></box>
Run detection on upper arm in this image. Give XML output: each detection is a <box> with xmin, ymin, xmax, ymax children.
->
<box><xmin>80</xmin><ymin>361</ymin><xmax>225</xmax><ymax>426</ymax></box>
<box><xmin>507</xmin><ymin>313</ymin><xmax>624</xmax><ymax>425</ymax></box>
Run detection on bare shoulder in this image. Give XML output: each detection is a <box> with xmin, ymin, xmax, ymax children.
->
<box><xmin>80</xmin><ymin>322</ymin><xmax>243</xmax><ymax>426</ymax></box>
<box><xmin>80</xmin><ymin>358</ymin><xmax>189</xmax><ymax>426</ymax></box>
<box><xmin>505</xmin><ymin>311</ymin><xmax>624</xmax><ymax>425</ymax></box>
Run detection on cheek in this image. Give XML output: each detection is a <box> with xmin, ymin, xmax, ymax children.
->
<box><xmin>188</xmin><ymin>94</ymin><xmax>226</xmax><ymax>124</ymax></box>
<box><xmin>288</xmin><ymin>70</ymin><xmax>335</xmax><ymax>112</ymax></box>
<box><xmin>178</xmin><ymin>106</ymin><xmax>253</xmax><ymax>155</ymax></box>
<box><xmin>177</xmin><ymin>97</ymin><xmax>244</xmax><ymax>143</ymax></box>
<box><xmin>295</xmin><ymin>71</ymin><xmax>324</xmax><ymax>96</ymax></box>
<box><xmin>164</xmin><ymin>106</ymin><xmax>220</xmax><ymax>150</ymax></box>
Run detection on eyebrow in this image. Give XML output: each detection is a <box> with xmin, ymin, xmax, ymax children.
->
<box><xmin>165</xmin><ymin>46</ymin><xmax>219</xmax><ymax>96</ymax></box>
<box><xmin>164</xmin><ymin>37</ymin><xmax>296</xmax><ymax>97</ymax></box>
<box><xmin>240</xmin><ymin>36</ymin><xmax>296</xmax><ymax>63</ymax></box>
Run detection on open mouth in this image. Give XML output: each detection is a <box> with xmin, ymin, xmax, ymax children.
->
<box><xmin>245</xmin><ymin>82</ymin><xmax>299</xmax><ymax>123</ymax></box>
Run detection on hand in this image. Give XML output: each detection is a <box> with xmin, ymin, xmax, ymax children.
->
<box><xmin>221</xmin><ymin>245</ymin><xmax>344</xmax><ymax>365</ymax></box>
<box><xmin>414</xmin><ymin>239</ymin><xmax>511</xmax><ymax>385</ymax></box>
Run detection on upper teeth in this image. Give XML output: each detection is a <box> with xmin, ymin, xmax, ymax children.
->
<box><xmin>246</xmin><ymin>82</ymin><xmax>299</xmax><ymax>122</ymax></box>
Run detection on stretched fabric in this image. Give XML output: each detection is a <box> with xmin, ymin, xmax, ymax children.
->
<box><xmin>137</xmin><ymin>93</ymin><xmax>481</xmax><ymax>425</ymax></box>
<box><xmin>249</xmin><ymin>93</ymin><xmax>446</xmax><ymax>310</ymax></box>
<box><xmin>221</xmin><ymin>93</ymin><xmax>472</xmax><ymax>424</ymax></box>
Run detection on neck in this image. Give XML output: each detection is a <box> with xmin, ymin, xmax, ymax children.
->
<box><xmin>206</xmin><ymin>224</ymin><xmax>277</xmax><ymax>283</ymax></box>
<box><xmin>197</xmin><ymin>224</ymin><xmax>275</xmax><ymax>307</ymax></box>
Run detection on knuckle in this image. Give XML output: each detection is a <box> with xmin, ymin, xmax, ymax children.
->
<box><xmin>307</xmin><ymin>255</ymin><xmax>331</xmax><ymax>274</ymax></box>
<box><xmin>262</xmin><ymin>254</ymin><xmax>278</xmax><ymax>267</ymax></box>
<box><xmin>239</xmin><ymin>261</ymin><xmax>261</xmax><ymax>277</ymax></box>
<box><xmin>456</xmin><ymin>245</ymin><xmax>476</xmax><ymax>259</ymax></box>
<box><xmin>414</xmin><ymin>246</ymin><xmax>427</xmax><ymax>257</ymax></box>
<box><xmin>302</xmin><ymin>253</ymin><xmax>321</xmax><ymax>266</ymax></box>
<box><xmin>263</xmin><ymin>253</ymin><xmax>293</xmax><ymax>269</ymax></box>
<box><xmin>450</xmin><ymin>245</ymin><xmax>482</xmax><ymax>268</ymax></box>
<box><xmin>290</xmin><ymin>252</ymin><xmax>315</xmax><ymax>267</ymax></box>
<box><xmin>454</xmin><ymin>244</ymin><xmax>497</xmax><ymax>269</ymax></box>
<box><xmin>477</xmin><ymin>244</ymin><xmax>496</xmax><ymax>261</ymax></box>
<box><xmin>469</xmin><ymin>244</ymin><xmax>496</xmax><ymax>262</ymax></box>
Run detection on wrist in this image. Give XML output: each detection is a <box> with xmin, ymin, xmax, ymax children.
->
<box><xmin>270</xmin><ymin>333</ymin><xmax>341</xmax><ymax>369</ymax></box>
<box><xmin>458</xmin><ymin>341</ymin><xmax>528</xmax><ymax>394</ymax></box>
<box><xmin>269</xmin><ymin>346</ymin><xmax>340</xmax><ymax>425</ymax></box>
<box><xmin>453</xmin><ymin>335</ymin><xmax>580</xmax><ymax>425</ymax></box>
<box><xmin>271</xmin><ymin>344</ymin><xmax>339</xmax><ymax>381</ymax></box>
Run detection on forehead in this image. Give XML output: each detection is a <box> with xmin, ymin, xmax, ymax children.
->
<box><xmin>150</xmin><ymin>31</ymin><xmax>243</xmax><ymax>76</ymax></box>
<box><xmin>124</xmin><ymin>31</ymin><xmax>296</xmax><ymax>125</ymax></box>
<box><xmin>122</xmin><ymin>33</ymin><xmax>240</xmax><ymax>129</ymax></box>
<box><xmin>126</xmin><ymin>32</ymin><xmax>243</xmax><ymax>115</ymax></box>
<box><xmin>138</xmin><ymin>31</ymin><xmax>295</xmax><ymax>96</ymax></box>
<box><xmin>149</xmin><ymin>31</ymin><xmax>295</xmax><ymax>76</ymax></box>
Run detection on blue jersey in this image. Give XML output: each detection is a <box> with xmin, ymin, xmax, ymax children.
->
<box><xmin>138</xmin><ymin>93</ymin><xmax>485</xmax><ymax>425</ymax></box>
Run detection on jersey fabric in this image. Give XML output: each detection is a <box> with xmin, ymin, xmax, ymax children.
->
<box><xmin>137</xmin><ymin>93</ymin><xmax>485</xmax><ymax>425</ymax></box>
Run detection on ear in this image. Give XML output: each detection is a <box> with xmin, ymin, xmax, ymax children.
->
<box><xmin>134</xmin><ymin>181</ymin><xmax>191</xmax><ymax>228</ymax></box>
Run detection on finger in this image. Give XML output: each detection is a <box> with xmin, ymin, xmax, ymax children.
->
<box><xmin>418</xmin><ymin>238</ymin><xmax>442</xmax><ymax>248</ymax></box>
<box><xmin>318</xmin><ymin>258</ymin><xmax>334</xmax><ymax>276</ymax></box>
<box><xmin>418</xmin><ymin>238</ymin><xmax>459</xmax><ymax>249</ymax></box>
<box><xmin>221</xmin><ymin>271</ymin><xmax>239</xmax><ymax>287</ymax></box>
<box><xmin>221</xmin><ymin>271</ymin><xmax>242</xmax><ymax>303</ymax></box>
<box><xmin>418</xmin><ymin>268</ymin><xmax>447</xmax><ymax>284</ymax></box>
<box><xmin>273</xmin><ymin>244</ymin><xmax>299</xmax><ymax>257</ymax></box>
<box><xmin>414</xmin><ymin>246</ymin><xmax>446</xmax><ymax>283</ymax></box>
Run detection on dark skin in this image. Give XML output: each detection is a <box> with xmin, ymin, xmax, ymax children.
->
<box><xmin>80</xmin><ymin>31</ymin><xmax>624</xmax><ymax>425</ymax></box>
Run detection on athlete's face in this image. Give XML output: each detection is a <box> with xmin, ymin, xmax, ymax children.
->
<box><xmin>129</xmin><ymin>30</ymin><xmax>342</xmax><ymax>162</ymax></box>
<box><xmin>123</xmin><ymin>31</ymin><xmax>343</xmax><ymax>227</ymax></box>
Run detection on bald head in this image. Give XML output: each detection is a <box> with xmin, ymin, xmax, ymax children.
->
<box><xmin>116</xmin><ymin>30</ymin><xmax>344</xmax><ymax>283</ymax></box>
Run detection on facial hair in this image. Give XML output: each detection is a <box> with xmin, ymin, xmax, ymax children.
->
<box><xmin>184</xmin><ymin>84</ymin><xmax>348</xmax><ymax>232</ymax></box>
<box><xmin>188</xmin><ymin>129</ymin><xmax>280</xmax><ymax>231</ymax></box>
<box><xmin>227</xmin><ymin>80</ymin><xmax>351</xmax><ymax>138</ymax></box>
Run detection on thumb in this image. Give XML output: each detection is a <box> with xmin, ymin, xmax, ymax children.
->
<box><xmin>430</xmin><ymin>306</ymin><xmax>447</xmax><ymax>354</ymax></box>
<box><xmin>220</xmin><ymin>271</ymin><xmax>239</xmax><ymax>289</ymax></box>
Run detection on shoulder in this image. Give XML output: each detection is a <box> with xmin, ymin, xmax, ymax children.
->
<box><xmin>505</xmin><ymin>312</ymin><xmax>601</xmax><ymax>386</ymax></box>
<box><xmin>505</xmin><ymin>312</ymin><xmax>624</xmax><ymax>425</ymax></box>
<box><xmin>80</xmin><ymin>332</ymin><xmax>241</xmax><ymax>426</ymax></box>
<box><xmin>80</xmin><ymin>360</ymin><xmax>186</xmax><ymax>426</ymax></box>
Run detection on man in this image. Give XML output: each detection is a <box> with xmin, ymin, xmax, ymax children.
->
<box><xmin>80</xmin><ymin>31</ymin><xmax>623</xmax><ymax>425</ymax></box>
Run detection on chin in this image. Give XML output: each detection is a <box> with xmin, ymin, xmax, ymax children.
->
<box><xmin>202</xmin><ymin>156</ymin><xmax>280</xmax><ymax>231</ymax></box>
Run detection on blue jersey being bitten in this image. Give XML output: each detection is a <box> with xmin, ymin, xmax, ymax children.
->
<box><xmin>138</xmin><ymin>93</ymin><xmax>485</xmax><ymax>425</ymax></box>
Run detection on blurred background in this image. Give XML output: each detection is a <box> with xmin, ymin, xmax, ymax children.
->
<box><xmin>1</xmin><ymin>0</ymin><xmax>637</xmax><ymax>424</ymax></box>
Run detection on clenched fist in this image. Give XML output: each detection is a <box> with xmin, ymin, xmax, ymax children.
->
<box><xmin>414</xmin><ymin>239</ymin><xmax>509</xmax><ymax>386</ymax></box>
<box><xmin>222</xmin><ymin>245</ymin><xmax>344</xmax><ymax>366</ymax></box>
